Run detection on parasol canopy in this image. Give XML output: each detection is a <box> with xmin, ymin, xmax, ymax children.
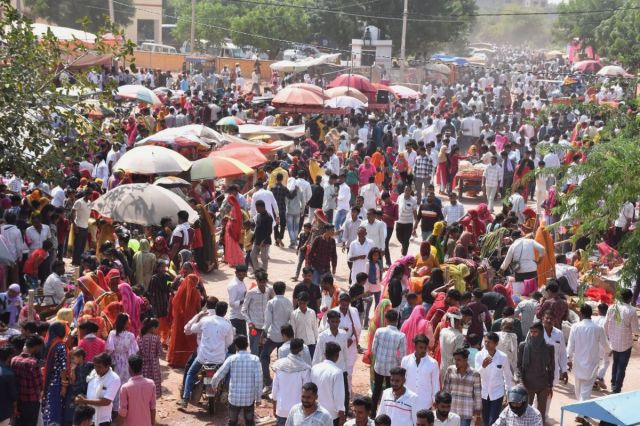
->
<box><xmin>596</xmin><ymin>65</ymin><xmax>632</xmax><ymax>77</ymax></box>
<box><xmin>389</xmin><ymin>85</ymin><xmax>420</xmax><ymax>99</ymax></box>
<box><xmin>113</xmin><ymin>145</ymin><xmax>191</xmax><ymax>175</ymax></box>
<box><xmin>191</xmin><ymin>155</ymin><xmax>254</xmax><ymax>180</ymax></box>
<box><xmin>135</xmin><ymin>125</ymin><xmax>224</xmax><ymax>149</ymax></box>
<box><xmin>324</xmin><ymin>86</ymin><xmax>368</xmax><ymax>103</ymax></box>
<box><xmin>31</xmin><ymin>23</ymin><xmax>97</xmax><ymax>46</ymax></box>
<box><xmin>272</xmin><ymin>86</ymin><xmax>325</xmax><ymax>106</ymax></box>
<box><xmin>286</xmin><ymin>83</ymin><xmax>328</xmax><ymax>99</ymax></box>
<box><xmin>90</xmin><ymin>183</ymin><xmax>198</xmax><ymax>226</ymax></box>
<box><xmin>327</xmin><ymin>74</ymin><xmax>377</xmax><ymax>95</ymax></box>
<box><xmin>216</xmin><ymin>116</ymin><xmax>245</xmax><ymax>126</ymax></box>
<box><xmin>153</xmin><ymin>176</ymin><xmax>191</xmax><ymax>187</ymax></box>
<box><xmin>74</xmin><ymin>99</ymin><xmax>115</xmax><ymax>118</ymax></box>
<box><xmin>324</xmin><ymin>96</ymin><xmax>366</xmax><ymax>109</ymax></box>
<box><xmin>572</xmin><ymin>60</ymin><xmax>602</xmax><ymax>73</ymax></box>
<box><xmin>114</xmin><ymin>84</ymin><xmax>162</xmax><ymax>105</ymax></box>
<box><xmin>213</xmin><ymin>147</ymin><xmax>268</xmax><ymax>168</ymax></box>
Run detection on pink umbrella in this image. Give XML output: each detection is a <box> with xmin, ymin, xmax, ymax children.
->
<box><xmin>286</xmin><ymin>83</ymin><xmax>328</xmax><ymax>99</ymax></box>
<box><xmin>272</xmin><ymin>86</ymin><xmax>325</xmax><ymax>106</ymax></box>
<box><xmin>327</xmin><ymin>74</ymin><xmax>377</xmax><ymax>95</ymax></box>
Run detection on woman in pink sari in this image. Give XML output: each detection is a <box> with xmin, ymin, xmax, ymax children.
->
<box><xmin>118</xmin><ymin>282</ymin><xmax>144</xmax><ymax>336</ymax></box>
<box><xmin>400</xmin><ymin>305</ymin><xmax>434</xmax><ymax>354</ymax></box>
<box><xmin>358</xmin><ymin>156</ymin><xmax>377</xmax><ymax>186</ymax></box>
<box><xmin>380</xmin><ymin>255</ymin><xmax>415</xmax><ymax>301</ymax></box>
<box><xmin>223</xmin><ymin>194</ymin><xmax>245</xmax><ymax>266</ymax></box>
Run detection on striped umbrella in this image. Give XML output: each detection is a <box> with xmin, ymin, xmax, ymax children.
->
<box><xmin>115</xmin><ymin>84</ymin><xmax>162</xmax><ymax>105</ymax></box>
<box><xmin>191</xmin><ymin>155</ymin><xmax>254</xmax><ymax>180</ymax></box>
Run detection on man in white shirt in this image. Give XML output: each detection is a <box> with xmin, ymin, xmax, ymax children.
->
<box><xmin>359</xmin><ymin>177</ymin><xmax>380</xmax><ymax>211</ymax></box>
<box><xmin>433</xmin><ymin>391</ymin><xmax>461</xmax><ymax>426</ymax></box>
<box><xmin>290</xmin><ymin>293</ymin><xmax>319</xmax><ymax>356</ymax></box>
<box><xmin>541</xmin><ymin>311</ymin><xmax>568</xmax><ymax>418</ymax></box>
<box><xmin>604</xmin><ymin>288</ymin><xmax>639</xmax><ymax>393</ymax></box>
<box><xmin>91</xmin><ymin>153</ymin><xmax>109</xmax><ymax>190</ymax></box>
<box><xmin>397</xmin><ymin>128</ymin><xmax>410</xmax><ymax>153</ymax></box>
<box><xmin>271</xmin><ymin>338</ymin><xmax>311</xmax><ymax>425</ymax></box>
<box><xmin>442</xmin><ymin>194</ymin><xmax>465</xmax><ymax>224</ymax></box>
<box><xmin>0</xmin><ymin>213</ymin><xmax>25</xmax><ymax>282</ymax></box>
<box><xmin>377</xmin><ymin>367</ymin><xmax>420</xmax><ymax>425</ymax></box>
<box><xmin>250</xmin><ymin>180</ymin><xmax>279</xmax><ymax>220</ymax></box>
<box><xmin>334</xmin><ymin>175</ymin><xmax>351</xmax><ymax>233</ymax></box>
<box><xmin>227</xmin><ymin>265</ymin><xmax>248</xmax><ymax>338</ymax></box>
<box><xmin>508</xmin><ymin>188</ymin><xmax>526</xmax><ymax>224</ymax></box>
<box><xmin>567</xmin><ymin>304</ymin><xmax>610</xmax><ymax>404</ymax></box>
<box><xmin>401</xmin><ymin>334</ymin><xmax>439</xmax><ymax>411</ymax></box>
<box><xmin>43</xmin><ymin>260</ymin><xmax>68</xmax><ymax>305</ymax></box>
<box><xmin>50</xmin><ymin>185</ymin><xmax>65</xmax><ymax>208</ymax></box>
<box><xmin>613</xmin><ymin>200</ymin><xmax>635</xmax><ymax>246</ymax></box>
<box><xmin>25</xmin><ymin>214</ymin><xmax>51</xmax><ymax>252</ymax></box>
<box><xmin>311</xmin><ymin>341</ymin><xmax>346</xmax><ymax>425</ymax></box>
<box><xmin>348</xmin><ymin>227</ymin><xmax>374</xmax><ymax>284</ymax></box>
<box><xmin>325</xmin><ymin>147</ymin><xmax>340</xmax><ymax>176</ymax></box>
<box><xmin>362</xmin><ymin>209</ymin><xmax>386</xmax><ymax>250</ymax></box>
<box><xmin>482</xmin><ymin>156</ymin><xmax>503</xmax><ymax>212</ymax></box>
<box><xmin>75</xmin><ymin>352</ymin><xmax>121</xmax><ymax>426</ymax></box>
<box><xmin>71</xmin><ymin>190</ymin><xmax>91</xmax><ymax>265</ymax></box>
<box><xmin>476</xmin><ymin>332</ymin><xmax>514</xmax><ymax>426</ymax></box>
<box><xmin>182</xmin><ymin>300</ymin><xmax>234</xmax><ymax>405</ymax></box>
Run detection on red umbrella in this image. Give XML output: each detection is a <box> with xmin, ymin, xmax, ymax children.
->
<box><xmin>272</xmin><ymin>86</ymin><xmax>325</xmax><ymax>106</ymax></box>
<box><xmin>327</xmin><ymin>74</ymin><xmax>377</xmax><ymax>94</ymax></box>
<box><xmin>213</xmin><ymin>147</ymin><xmax>268</xmax><ymax>168</ymax></box>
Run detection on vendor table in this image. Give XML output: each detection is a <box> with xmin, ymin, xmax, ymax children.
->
<box><xmin>456</xmin><ymin>173</ymin><xmax>483</xmax><ymax>199</ymax></box>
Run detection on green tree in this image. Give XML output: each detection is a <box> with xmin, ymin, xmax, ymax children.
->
<box><xmin>170</xmin><ymin>0</ymin><xmax>239</xmax><ymax>50</ymax></box>
<box><xmin>24</xmin><ymin>0</ymin><xmax>135</xmax><ymax>33</ymax></box>
<box><xmin>552</xmin><ymin>0</ymin><xmax>622</xmax><ymax>49</ymax></box>
<box><xmin>595</xmin><ymin>0</ymin><xmax>640</xmax><ymax>69</ymax></box>
<box><xmin>0</xmin><ymin>0</ymin><xmax>134</xmax><ymax>180</ymax></box>
<box><xmin>472</xmin><ymin>5</ymin><xmax>555</xmax><ymax>48</ymax></box>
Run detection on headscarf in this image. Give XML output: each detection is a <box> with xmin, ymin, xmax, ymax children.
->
<box><xmin>167</xmin><ymin>274</ymin><xmax>202</xmax><ymax>367</ymax></box>
<box><xmin>445</xmin><ymin>263</ymin><xmax>470</xmax><ymax>293</ymax></box>
<box><xmin>521</xmin><ymin>328</ymin><xmax>550</xmax><ymax>374</ymax></box>
<box><xmin>118</xmin><ymin>283</ymin><xmax>143</xmax><ymax>336</ymax></box>
<box><xmin>381</xmin><ymin>255</ymin><xmax>415</xmax><ymax>299</ymax></box>
<box><xmin>103</xmin><ymin>301</ymin><xmax>124</xmax><ymax>329</ymax></box>
<box><xmin>494</xmin><ymin>283</ymin><xmax>515</xmax><ymax>308</ymax></box>
<box><xmin>153</xmin><ymin>236</ymin><xmax>170</xmax><ymax>257</ymax></box>
<box><xmin>535</xmin><ymin>224</ymin><xmax>556</xmax><ymax>286</ymax></box>
<box><xmin>420</xmin><ymin>241</ymin><xmax>431</xmax><ymax>258</ymax></box>
<box><xmin>77</xmin><ymin>275</ymin><xmax>107</xmax><ymax>301</ymax></box>
<box><xmin>226</xmin><ymin>194</ymin><xmax>243</xmax><ymax>240</ymax></box>
<box><xmin>105</xmin><ymin>269</ymin><xmax>122</xmax><ymax>290</ymax></box>
<box><xmin>43</xmin><ymin>321</ymin><xmax>67</xmax><ymax>384</ymax></box>
<box><xmin>133</xmin><ymin>239</ymin><xmax>156</xmax><ymax>289</ymax></box>
<box><xmin>432</xmin><ymin>221</ymin><xmax>446</xmax><ymax>238</ymax></box>
<box><xmin>2</xmin><ymin>284</ymin><xmax>22</xmax><ymax>327</ymax></box>
<box><xmin>400</xmin><ymin>305</ymin><xmax>434</xmax><ymax>354</ymax></box>
<box><xmin>460</xmin><ymin>210</ymin><xmax>486</xmax><ymax>240</ymax></box>
<box><xmin>363</xmin><ymin>299</ymin><xmax>392</xmax><ymax>365</ymax></box>
<box><xmin>476</xmin><ymin>203</ymin><xmax>494</xmax><ymax>224</ymax></box>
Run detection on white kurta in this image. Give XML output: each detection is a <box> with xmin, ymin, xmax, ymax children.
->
<box><xmin>567</xmin><ymin>319</ymin><xmax>610</xmax><ymax>380</ymax></box>
<box><xmin>348</xmin><ymin>238</ymin><xmax>373</xmax><ymax>283</ymax></box>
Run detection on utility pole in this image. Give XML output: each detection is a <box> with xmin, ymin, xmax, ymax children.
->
<box><xmin>190</xmin><ymin>0</ymin><xmax>196</xmax><ymax>53</ymax></box>
<box><xmin>399</xmin><ymin>0</ymin><xmax>408</xmax><ymax>83</ymax></box>
<box><xmin>108</xmin><ymin>0</ymin><xmax>115</xmax><ymax>23</ymax></box>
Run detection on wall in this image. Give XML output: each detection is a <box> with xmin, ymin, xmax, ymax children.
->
<box><xmin>131</xmin><ymin>50</ymin><xmax>186</xmax><ymax>72</ymax></box>
<box><xmin>123</xmin><ymin>0</ymin><xmax>163</xmax><ymax>44</ymax></box>
<box><xmin>215</xmin><ymin>57</ymin><xmax>273</xmax><ymax>79</ymax></box>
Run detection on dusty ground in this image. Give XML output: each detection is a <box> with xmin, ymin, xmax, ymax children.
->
<box><xmin>152</xmin><ymin>194</ymin><xmax>640</xmax><ymax>425</ymax></box>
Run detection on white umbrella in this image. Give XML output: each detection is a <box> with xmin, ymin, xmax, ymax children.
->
<box><xmin>135</xmin><ymin>125</ymin><xmax>225</xmax><ymax>149</ymax></box>
<box><xmin>153</xmin><ymin>176</ymin><xmax>191</xmax><ymax>187</ymax></box>
<box><xmin>389</xmin><ymin>85</ymin><xmax>420</xmax><ymax>99</ymax></box>
<box><xmin>324</xmin><ymin>96</ymin><xmax>366</xmax><ymax>109</ymax></box>
<box><xmin>31</xmin><ymin>23</ymin><xmax>97</xmax><ymax>45</ymax></box>
<box><xmin>114</xmin><ymin>84</ymin><xmax>162</xmax><ymax>105</ymax></box>
<box><xmin>596</xmin><ymin>65</ymin><xmax>631</xmax><ymax>77</ymax></box>
<box><xmin>113</xmin><ymin>146</ymin><xmax>191</xmax><ymax>175</ymax></box>
<box><xmin>90</xmin><ymin>183</ymin><xmax>198</xmax><ymax>226</ymax></box>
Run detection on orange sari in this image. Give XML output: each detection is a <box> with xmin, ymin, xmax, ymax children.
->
<box><xmin>371</xmin><ymin>151</ymin><xmax>385</xmax><ymax>186</ymax></box>
<box><xmin>167</xmin><ymin>274</ymin><xmax>201</xmax><ymax>367</ymax></box>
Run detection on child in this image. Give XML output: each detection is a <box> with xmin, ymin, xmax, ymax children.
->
<box><xmin>401</xmin><ymin>292</ymin><xmax>419</xmax><ymax>324</ymax></box>
<box><xmin>291</xmin><ymin>223</ymin><xmax>312</xmax><ymax>281</ymax></box>
<box><xmin>146</xmin><ymin>261</ymin><xmax>173</xmax><ymax>347</ymax></box>
<box><xmin>23</xmin><ymin>239</ymin><xmax>53</xmax><ymax>290</ymax></box>
<box><xmin>364</xmin><ymin>248</ymin><xmax>383</xmax><ymax>307</ymax></box>
<box><xmin>77</xmin><ymin>321</ymin><xmax>106</xmax><ymax>362</ymax></box>
<box><xmin>466</xmin><ymin>333</ymin><xmax>482</xmax><ymax>369</ymax></box>
<box><xmin>350</xmin><ymin>272</ymin><xmax>368</xmax><ymax>327</ymax></box>
<box><xmin>62</xmin><ymin>347</ymin><xmax>93</xmax><ymax>426</ymax></box>
<box><xmin>242</xmin><ymin>220</ymin><xmax>255</xmax><ymax>270</ymax></box>
<box><xmin>138</xmin><ymin>318</ymin><xmax>163</xmax><ymax>398</ymax></box>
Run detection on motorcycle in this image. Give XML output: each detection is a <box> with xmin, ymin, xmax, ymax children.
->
<box><xmin>189</xmin><ymin>363</ymin><xmax>224</xmax><ymax>415</ymax></box>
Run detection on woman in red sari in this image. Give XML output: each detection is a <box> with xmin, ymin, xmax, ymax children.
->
<box><xmin>223</xmin><ymin>194</ymin><xmax>245</xmax><ymax>266</ymax></box>
<box><xmin>167</xmin><ymin>274</ymin><xmax>201</xmax><ymax>367</ymax></box>
<box><xmin>512</xmin><ymin>157</ymin><xmax>532</xmax><ymax>200</ymax></box>
<box><xmin>118</xmin><ymin>282</ymin><xmax>144</xmax><ymax>336</ymax></box>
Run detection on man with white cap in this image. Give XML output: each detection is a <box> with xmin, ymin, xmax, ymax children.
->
<box><xmin>493</xmin><ymin>385</ymin><xmax>543</xmax><ymax>426</ymax></box>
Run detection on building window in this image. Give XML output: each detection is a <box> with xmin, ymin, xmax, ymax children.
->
<box><xmin>137</xmin><ymin>19</ymin><xmax>156</xmax><ymax>43</ymax></box>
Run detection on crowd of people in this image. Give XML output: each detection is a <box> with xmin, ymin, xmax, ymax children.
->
<box><xmin>0</xmin><ymin>45</ymin><xmax>639</xmax><ymax>426</ymax></box>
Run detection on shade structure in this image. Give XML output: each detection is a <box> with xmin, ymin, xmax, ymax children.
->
<box><xmin>324</xmin><ymin>96</ymin><xmax>366</xmax><ymax>109</ymax></box>
<box><xmin>153</xmin><ymin>176</ymin><xmax>191</xmax><ymax>187</ymax></box>
<box><xmin>272</xmin><ymin>86</ymin><xmax>325</xmax><ymax>107</ymax></box>
<box><xmin>237</xmin><ymin>124</ymin><xmax>305</xmax><ymax>139</ymax></box>
<box><xmin>327</xmin><ymin>74</ymin><xmax>377</xmax><ymax>95</ymax></box>
<box><xmin>324</xmin><ymin>86</ymin><xmax>368</xmax><ymax>103</ymax></box>
<box><xmin>31</xmin><ymin>23</ymin><xmax>97</xmax><ymax>46</ymax></box>
<box><xmin>74</xmin><ymin>99</ymin><xmax>115</xmax><ymax>118</ymax></box>
<box><xmin>213</xmin><ymin>147</ymin><xmax>268</xmax><ymax>168</ymax></box>
<box><xmin>286</xmin><ymin>83</ymin><xmax>328</xmax><ymax>99</ymax></box>
<box><xmin>426</xmin><ymin>63</ymin><xmax>451</xmax><ymax>75</ymax></box>
<box><xmin>90</xmin><ymin>183</ymin><xmax>198</xmax><ymax>226</ymax></box>
<box><xmin>191</xmin><ymin>155</ymin><xmax>254</xmax><ymax>180</ymax></box>
<box><xmin>561</xmin><ymin>390</ymin><xmax>640</xmax><ymax>426</ymax></box>
<box><xmin>135</xmin><ymin>125</ymin><xmax>224</xmax><ymax>149</ymax></box>
<box><xmin>389</xmin><ymin>85</ymin><xmax>420</xmax><ymax>99</ymax></box>
<box><xmin>572</xmin><ymin>60</ymin><xmax>602</xmax><ymax>73</ymax></box>
<box><xmin>597</xmin><ymin>65</ymin><xmax>631</xmax><ymax>77</ymax></box>
<box><xmin>216</xmin><ymin>116</ymin><xmax>245</xmax><ymax>126</ymax></box>
<box><xmin>101</xmin><ymin>32</ymin><xmax>123</xmax><ymax>46</ymax></box>
<box><xmin>221</xmin><ymin>136</ymin><xmax>294</xmax><ymax>154</ymax></box>
<box><xmin>114</xmin><ymin>84</ymin><xmax>162</xmax><ymax>105</ymax></box>
<box><xmin>113</xmin><ymin>145</ymin><xmax>191</xmax><ymax>175</ymax></box>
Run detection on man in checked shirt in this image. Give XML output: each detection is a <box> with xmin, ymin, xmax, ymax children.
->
<box><xmin>10</xmin><ymin>335</ymin><xmax>45</xmax><ymax>426</ymax></box>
